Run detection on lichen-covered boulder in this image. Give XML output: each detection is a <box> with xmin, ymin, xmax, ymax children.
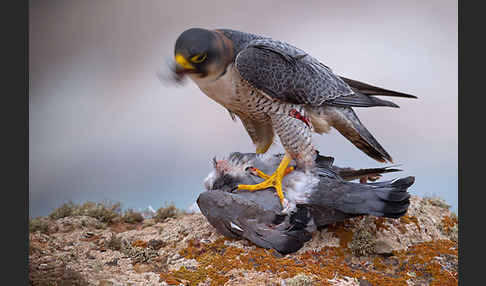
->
<box><xmin>29</xmin><ymin>196</ymin><xmax>457</xmax><ymax>286</ymax></box>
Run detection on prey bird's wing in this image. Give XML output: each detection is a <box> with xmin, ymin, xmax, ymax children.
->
<box><xmin>235</xmin><ymin>38</ymin><xmax>411</xmax><ymax>108</ymax></box>
<box><xmin>334</xmin><ymin>166</ymin><xmax>402</xmax><ymax>182</ymax></box>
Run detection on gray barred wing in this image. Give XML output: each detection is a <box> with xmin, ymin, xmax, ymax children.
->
<box><xmin>234</xmin><ymin>39</ymin><xmax>354</xmax><ymax>106</ymax></box>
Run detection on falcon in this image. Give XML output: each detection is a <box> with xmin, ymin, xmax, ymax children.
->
<box><xmin>170</xmin><ymin>28</ymin><xmax>416</xmax><ymax>207</ymax></box>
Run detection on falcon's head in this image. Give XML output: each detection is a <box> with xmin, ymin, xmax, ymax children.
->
<box><xmin>173</xmin><ymin>28</ymin><xmax>234</xmax><ymax>81</ymax></box>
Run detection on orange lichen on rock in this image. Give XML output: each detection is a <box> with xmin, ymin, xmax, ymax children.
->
<box><xmin>400</xmin><ymin>215</ymin><xmax>421</xmax><ymax>231</ymax></box>
<box><xmin>395</xmin><ymin>215</ymin><xmax>421</xmax><ymax>234</ymax></box>
<box><xmin>372</xmin><ymin>257</ymin><xmax>387</xmax><ymax>272</ymax></box>
<box><xmin>159</xmin><ymin>274</ymin><xmax>181</xmax><ymax>285</ymax></box>
<box><xmin>29</xmin><ymin>196</ymin><xmax>458</xmax><ymax>285</ymax></box>
<box><xmin>131</xmin><ymin>240</ymin><xmax>148</xmax><ymax>248</ymax></box>
<box><xmin>373</xmin><ymin>217</ymin><xmax>390</xmax><ymax>233</ymax></box>
<box><xmin>441</xmin><ymin>215</ymin><xmax>458</xmax><ymax>234</ymax></box>
<box><xmin>326</xmin><ymin>221</ymin><xmax>354</xmax><ymax>248</ymax></box>
<box><xmin>165</xmin><ymin>237</ymin><xmax>313</xmax><ymax>285</ymax></box>
<box><xmin>160</xmin><ymin>236</ymin><xmax>458</xmax><ymax>286</ymax></box>
<box><xmin>393</xmin><ymin>239</ymin><xmax>458</xmax><ymax>286</ymax></box>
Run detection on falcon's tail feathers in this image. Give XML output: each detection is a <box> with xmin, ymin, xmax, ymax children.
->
<box><xmin>339</xmin><ymin>76</ymin><xmax>417</xmax><ymax>99</ymax></box>
<box><xmin>330</xmin><ymin>107</ymin><xmax>393</xmax><ymax>163</ymax></box>
<box><xmin>328</xmin><ymin>92</ymin><xmax>400</xmax><ymax>108</ymax></box>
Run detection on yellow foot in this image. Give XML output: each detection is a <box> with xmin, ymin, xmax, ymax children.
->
<box><xmin>238</xmin><ymin>154</ymin><xmax>293</xmax><ymax>206</ymax></box>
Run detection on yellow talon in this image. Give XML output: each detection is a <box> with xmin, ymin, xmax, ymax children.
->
<box><xmin>248</xmin><ymin>166</ymin><xmax>293</xmax><ymax>180</ymax></box>
<box><xmin>238</xmin><ymin>154</ymin><xmax>293</xmax><ymax>206</ymax></box>
<box><xmin>248</xmin><ymin>167</ymin><xmax>271</xmax><ymax>180</ymax></box>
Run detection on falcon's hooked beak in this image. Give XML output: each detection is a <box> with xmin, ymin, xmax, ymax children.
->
<box><xmin>174</xmin><ymin>53</ymin><xmax>197</xmax><ymax>76</ymax></box>
<box><xmin>175</xmin><ymin>54</ymin><xmax>195</xmax><ymax>70</ymax></box>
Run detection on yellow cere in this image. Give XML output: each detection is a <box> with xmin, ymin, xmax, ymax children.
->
<box><xmin>175</xmin><ymin>53</ymin><xmax>195</xmax><ymax>70</ymax></box>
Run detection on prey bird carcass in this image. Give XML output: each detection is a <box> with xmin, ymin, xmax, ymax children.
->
<box><xmin>197</xmin><ymin>152</ymin><xmax>414</xmax><ymax>254</ymax></box>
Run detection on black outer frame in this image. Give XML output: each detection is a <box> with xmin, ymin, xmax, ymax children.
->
<box><xmin>458</xmin><ymin>1</ymin><xmax>479</xmax><ymax>285</ymax></box>
<box><xmin>4</xmin><ymin>0</ymin><xmax>29</xmax><ymax>285</ymax></box>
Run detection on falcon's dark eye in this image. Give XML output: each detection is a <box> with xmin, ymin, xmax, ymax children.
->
<box><xmin>190</xmin><ymin>53</ymin><xmax>207</xmax><ymax>63</ymax></box>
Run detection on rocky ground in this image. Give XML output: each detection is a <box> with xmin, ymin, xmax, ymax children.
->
<box><xmin>29</xmin><ymin>196</ymin><xmax>458</xmax><ymax>286</ymax></box>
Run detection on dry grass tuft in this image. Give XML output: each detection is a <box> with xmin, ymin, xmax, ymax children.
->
<box><xmin>154</xmin><ymin>202</ymin><xmax>185</xmax><ymax>222</ymax></box>
<box><xmin>424</xmin><ymin>196</ymin><xmax>451</xmax><ymax>209</ymax></box>
<box><xmin>29</xmin><ymin>217</ymin><xmax>51</xmax><ymax>234</ymax></box>
<box><xmin>48</xmin><ymin>201</ymin><xmax>122</xmax><ymax>224</ymax></box>
<box><xmin>105</xmin><ymin>233</ymin><xmax>123</xmax><ymax>251</ymax></box>
<box><xmin>122</xmin><ymin>209</ymin><xmax>144</xmax><ymax>224</ymax></box>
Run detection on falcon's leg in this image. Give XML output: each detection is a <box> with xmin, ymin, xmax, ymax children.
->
<box><xmin>238</xmin><ymin>108</ymin><xmax>315</xmax><ymax>207</ymax></box>
<box><xmin>272</xmin><ymin>109</ymin><xmax>316</xmax><ymax>171</ymax></box>
<box><xmin>238</xmin><ymin>153</ymin><xmax>293</xmax><ymax>206</ymax></box>
<box><xmin>239</xmin><ymin>115</ymin><xmax>275</xmax><ymax>154</ymax></box>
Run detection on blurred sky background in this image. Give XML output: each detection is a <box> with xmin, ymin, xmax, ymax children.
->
<box><xmin>29</xmin><ymin>0</ymin><xmax>457</xmax><ymax>217</ymax></box>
